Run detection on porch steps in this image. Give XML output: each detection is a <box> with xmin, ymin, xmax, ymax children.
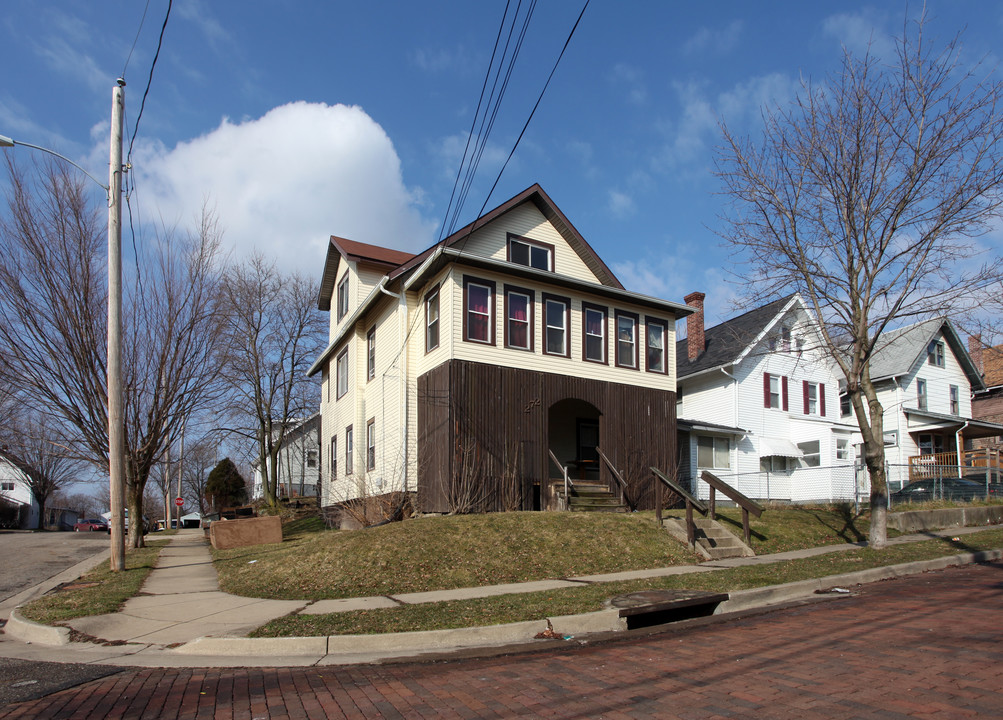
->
<box><xmin>553</xmin><ymin>482</ymin><xmax>627</xmax><ymax>513</ymax></box>
<box><xmin>661</xmin><ymin>516</ymin><xmax>756</xmax><ymax>560</ymax></box>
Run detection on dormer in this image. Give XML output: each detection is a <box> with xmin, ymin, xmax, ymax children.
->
<box><xmin>506</xmin><ymin>233</ymin><xmax>554</xmax><ymax>272</ymax></box>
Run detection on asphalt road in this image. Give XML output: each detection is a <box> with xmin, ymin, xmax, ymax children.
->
<box><xmin>2</xmin><ymin>561</ymin><xmax>1002</xmax><ymax>718</ymax></box>
<box><xmin>0</xmin><ymin>531</ymin><xmax>109</xmax><ymax>605</ymax></box>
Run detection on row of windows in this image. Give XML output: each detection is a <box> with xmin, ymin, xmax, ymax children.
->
<box><xmin>696</xmin><ymin>436</ymin><xmax>850</xmax><ymax>471</ymax></box>
<box><xmin>328</xmin><ymin>420</ymin><xmax>376</xmax><ymax>480</ymax></box>
<box><xmin>425</xmin><ymin>276</ymin><xmax>668</xmax><ymax>373</ymax></box>
<box><xmin>763</xmin><ymin>373</ymin><xmax>827</xmax><ymax>416</ymax></box>
<box><xmin>838</xmin><ymin>381</ymin><xmax>961</xmax><ymax>417</ymax></box>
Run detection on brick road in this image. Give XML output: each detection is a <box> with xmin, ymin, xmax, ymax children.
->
<box><xmin>3</xmin><ymin>562</ymin><xmax>1003</xmax><ymax>719</ymax></box>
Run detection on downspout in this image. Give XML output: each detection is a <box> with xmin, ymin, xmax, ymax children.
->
<box><xmin>721</xmin><ymin>368</ymin><xmax>738</xmax><ymax>483</ymax></box>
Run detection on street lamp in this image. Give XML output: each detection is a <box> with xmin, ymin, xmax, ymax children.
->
<box><xmin>0</xmin><ymin>79</ymin><xmax>127</xmax><ymax>571</ymax></box>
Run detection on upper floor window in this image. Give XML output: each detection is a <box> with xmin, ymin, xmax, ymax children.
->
<box><xmin>803</xmin><ymin>381</ymin><xmax>825</xmax><ymax>416</ymax></box>
<box><xmin>336</xmin><ymin>275</ymin><xmax>350</xmax><ymax>321</ymax></box>
<box><xmin>507</xmin><ymin>234</ymin><xmax>554</xmax><ymax>272</ymax></box>
<box><xmin>798</xmin><ymin>440</ymin><xmax>821</xmax><ymax>467</ymax></box>
<box><xmin>781</xmin><ymin>326</ymin><xmax>791</xmax><ymax>353</ymax></box>
<box><xmin>504</xmin><ymin>286</ymin><xmax>533</xmax><ymax>351</ymax></box>
<box><xmin>425</xmin><ymin>285</ymin><xmax>440</xmax><ymax>352</ymax></box>
<box><xmin>583</xmin><ymin>303</ymin><xmax>607</xmax><ymax>364</ymax></box>
<box><xmin>764</xmin><ymin>373</ymin><xmax>788</xmax><ymax>410</ymax></box>
<box><xmin>950</xmin><ymin>384</ymin><xmax>960</xmax><ymax>415</ymax></box>
<box><xmin>336</xmin><ymin>348</ymin><xmax>349</xmax><ymax>399</ymax></box>
<box><xmin>0</xmin><ymin>481</ymin><xmax>14</xmax><ymax>491</ymax></box>
<box><xmin>306</xmin><ymin>450</ymin><xmax>317</xmax><ymax>468</ymax></box>
<box><xmin>836</xmin><ymin>437</ymin><xmax>850</xmax><ymax>461</ymax></box>
<box><xmin>543</xmin><ymin>294</ymin><xmax>570</xmax><ymax>357</ymax></box>
<box><xmin>367</xmin><ymin>327</ymin><xmax>376</xmax><ymax>381</ymax></box>
<box><xmin>646</xmin><ymin>318</ymin><xmax>667</xmax><ymax>374</ymax></box>
<box><xmin>916</xmin><ymin>378</ymin><xmax>928</xmax><ymax>410</ymax></box>
<box><xmin>928</xmin><ymin>340</ymin><xmax>945</xmax><ymax>367</ymax></box>
<box><xmin>840</xmin><ymin>392</ymin><xmax>851</xmax><ymax>417</ymax></box>
<box><xmin>463</xmin><ymin>277</ymin><xmax>495</xmax><ymax>345</ymax></box>
<box><xmin>615</xmin><ymin>311</ymin><xmax>639</xmax><ymax>369</ymax></box>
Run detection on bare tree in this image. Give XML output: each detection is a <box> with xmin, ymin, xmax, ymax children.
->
<box><xmin>2</xmin><ymin>413</ymin><xmax>82</xmax><ymax>530</ymax></box>
<box><xmin>716</xmin><ymin>15</ymin><xmax>1003</xmax><ymax>545</ymax></box>
<box><xmin>220</xmin><ymin>255</ymin><xmax>325</xmax><ymax>507</ymax></box>
<box><xmin>0</xmin><ymin>158</ymin><xmax>229</xmax><ymax>548</ymax></box>
<box><xmin>181</xmin><ymin>438</ymin><xmax>216</xmax><ymax>516</ymax></box>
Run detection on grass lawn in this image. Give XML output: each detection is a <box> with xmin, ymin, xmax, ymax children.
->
<box><xmin>214</xmin><ymin>504</ymin><xmax>917</xmax><ymax>602</ymax></box>
<box><xmin>250</xmin><ymin>526</ymin><xmax>1003</xmax><ymax>637</ymax></box>
<box><xmin>18</xmin><ymin>538</ymin><xmax>170</xmax><ymax>625</ymax></box>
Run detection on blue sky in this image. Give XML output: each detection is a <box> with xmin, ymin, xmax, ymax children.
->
<box><xmin>2</xmin><ymin>1</ymin><xmax>1001</xmax><ymax>327</ymax></box>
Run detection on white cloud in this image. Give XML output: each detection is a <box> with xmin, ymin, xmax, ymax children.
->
<box><xmin>411</xmin><ymin>45</ymin><xmax>475</xmax><ymax>75</ymax></box>
<box><xmin>608</xmin><ymin>190</ymin><xmax>636</xmax><ymax>219</ymax></box>
<box><xmin>682</xmin><ymin>20</ymin><xmax>744</xmax><ymax>55</ymax></box>
<box><xmin>609</xmin><ymin>63</ymin><xmax>647</xmax><ymax>106</ymax></box>
<box><xmin>613</xmin><ymin>253</ymin><xmax>738</xmax><ymax>327</ymax></box>
<box><xmin>131</xmin><ymin>102</ymin><xmax>438</xmax><ymax>275</ymax></box>
<box><xmin>821</xmin><ymin>11</ymin><xmax>895</xmax><ymax>60</ymax></box>
<box><xmin>175</xmin><ymin>0</ymin><xmax>235</xmax><ymax>53</ymax></box>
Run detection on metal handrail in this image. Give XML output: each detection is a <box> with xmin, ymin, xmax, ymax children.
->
<box><xmin>595</xmin><ymin>447</ymin><xmax>633</xmax><ymax>510</ymax></box>
<box><xmin>548</xmin><ymin>449</ymin><xmax>573</xmax><ymax>509</ymax></box>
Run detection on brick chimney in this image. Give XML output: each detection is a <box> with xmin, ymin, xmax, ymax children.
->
<box><xmin>684</xmin><ymin>291</ymin><xmax>706</xmax><ymax>361</ymax></box>
<box><xmin>969</xmin><ymin>334</ymin><xmax>984</xmax><ymax>376</ymax></box>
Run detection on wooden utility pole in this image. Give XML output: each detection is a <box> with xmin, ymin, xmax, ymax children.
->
<box><xmin>107</xmin><ymin>78</ymin><xmax>126</xmax><ymax>571</ymax></box>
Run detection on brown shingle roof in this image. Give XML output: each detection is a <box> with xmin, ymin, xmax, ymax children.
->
<box><xmin>330</xmin><ymin>236</ymin><xmax>415</xmax><ymax>268</ymax></box>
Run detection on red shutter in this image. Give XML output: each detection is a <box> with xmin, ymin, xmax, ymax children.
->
<box><xmin>820</xmin><ymin>383</ymin><xmax>826</xmax><ymax>416</ymax></box>
<box><xmin>803</xmin><ymin>380</ymin><xmax>810</xmax><ymax>415</ymax></box>
<box><xmin>763</xmin><ymin>373</ymin><xmax>771</xmax><ymax>408</ymax></box>
<box><xmin>782</xmin><ymin>376</ymin><xmax>789</xmax><ymax>411</ymax></box>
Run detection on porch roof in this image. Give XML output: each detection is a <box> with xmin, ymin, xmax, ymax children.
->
<box><xmin>677</xmin><ymin>418</ymin><xmax>746</xmax><ymax>436</ymax></box>
<box><xmin>903</xmin><ymin>408</ymin><xmax>1003</xmax><ymax>439</ymax></box>
<box><xmin>759</xmin><ymin>437</ymin><xmax>804</xmax><ymax>458</ymax></box>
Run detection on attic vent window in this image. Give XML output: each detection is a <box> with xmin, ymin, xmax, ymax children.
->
<box><xmin>508</xmin><ymin>235</ymin><xmax>553</xmax><ymax>272</ymax></box>
<box><xmin>928</xmin><ymin>340</ymin><xmax>945</xmax><ymax>367</ymax></box>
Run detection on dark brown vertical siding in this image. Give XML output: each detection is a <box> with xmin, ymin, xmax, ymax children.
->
<box><xmin>416</xmin><ymin>359</ymin><xmax>677</xmax><ymax>513</ymax></box>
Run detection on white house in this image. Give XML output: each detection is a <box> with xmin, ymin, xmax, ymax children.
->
<box><xmin>841</xmin><ymin>318</ymin><xmax>1003</xmax><ymax>490</ymax></box>
<box><xmin>676</xmin><ymin>293</ymin><xmax>858</xmax><ymax>503</ymax></box>
<box><xmin>0</xmin><ymin>452</ymin><xmax>39</xmax><ymax>529</ymax></box>
<box><xmin>308</xmin><ymin>184</ymin><xmax>693</xmax><ymax>518</ymax></box>
<box><xmin>251</xmin><ymin>413</ymin><xmax>321</xmax><ymax>500</ymax></box>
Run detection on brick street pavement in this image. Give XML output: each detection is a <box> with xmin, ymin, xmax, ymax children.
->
<box><xmin>3</xmin><ymin>562</ymin><xmax>1002</xmax><ymax>719</ymax></box>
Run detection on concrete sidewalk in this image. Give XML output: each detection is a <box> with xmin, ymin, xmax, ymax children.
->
<box><xmin>2</xmin><ymin>524</ymin><xmax>1001</xmax><ymax>668</ymax></box>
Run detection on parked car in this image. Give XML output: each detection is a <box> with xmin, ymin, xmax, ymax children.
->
<box><xmin>73</xmin><ymin>518</ymin><xmax>109</xmax><ymax>532</ymax></box>
<box><xmin>891</xmin><ymin>477</ymin><xmax>995</xmax><ymax>503</ymax></box>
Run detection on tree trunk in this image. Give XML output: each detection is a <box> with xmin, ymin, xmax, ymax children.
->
<box><xmin>36</xmin><ymin>497</ymin><xmax>46</xmax><ymax>531</ymax></box>
<box><xmin>866</xmin><ymin>458</ymin><xmax>889</xmax><ymax>548</ymax></box>
<box><xmin>126</xmin><ymin>468</ymin><xmax>145</xmax><ymax>549</ymax></box>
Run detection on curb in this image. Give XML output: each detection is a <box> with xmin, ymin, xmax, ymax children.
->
<box><xmin>4</xmin><ymin>608</ymin><xmax>70</xmax><ymax>646</ymax></box>
<box><xmin>171</xmin><ymin>550</ymin><xmax>1003</xmax><ymax>658</ymax></box>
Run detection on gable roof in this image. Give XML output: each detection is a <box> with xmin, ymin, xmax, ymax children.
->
<box><xmin>318</xmin><ymin>237</ymin><xmax>416</xmax><ymax>311</ymax></box>
<box><xmin>676</xmin><ymin>295</ymin><xmax>796</xmax><ymax>379</ymax></box>
<box><xmin>868</xmin><ymin>317</ymin><xmax>984</xmax><ymax>390</ymax></box>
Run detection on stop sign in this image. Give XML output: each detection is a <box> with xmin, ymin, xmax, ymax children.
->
<box><xmin>174</xmin><ymin>497</ymin><xmax>184</xmax><ymax>507</ymax></box>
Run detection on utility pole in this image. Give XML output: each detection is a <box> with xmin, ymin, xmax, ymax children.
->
<box><xmin>108</xmin><ymin>78</ymin><xmax>126</xmax><ymax>571</ymax></box>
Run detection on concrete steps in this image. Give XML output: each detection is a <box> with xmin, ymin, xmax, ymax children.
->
<box><xmin>553</xmin><ymin>482</ymin><xmax>627</xmax><ymax>513</ymax></box>
<box><xmin>662</xmin><ymin>516</ymin><xmax>755</xmax><ymax>560</ymax></box>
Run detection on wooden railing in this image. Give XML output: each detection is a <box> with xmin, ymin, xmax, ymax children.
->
<box><xmin>700</xmin><ymin>471</ymin><xmax>764</xmax><ymax>546</ymax></box>
<box><xmin>596</xmin><ymin>447</ymin><xmax>633</xmax><ymax>510</ymax></box>
<box><xmin>651</xmin><ymin>467</ymin><xmax>707</xmax><ymax>549</ymax></box>
<box><xmin>909</xmin><ymin>448</ymin><xmax>1003</xmax><ymax>482</ymax></box>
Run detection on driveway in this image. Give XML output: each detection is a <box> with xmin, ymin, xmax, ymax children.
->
<box><xmin>0</xmin><ymin>531</ymin><xmax>109</xmax><ymax>606</ymax></box>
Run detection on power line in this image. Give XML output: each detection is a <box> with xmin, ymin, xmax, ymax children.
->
<box><xmin>121</xmin><ymin>0</ymin><xmax>153</xmax><ymax>79</ymax></box>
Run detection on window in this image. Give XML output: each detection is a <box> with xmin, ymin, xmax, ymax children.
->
<box><xmin>781</xmin><ymin>326</ymin><xmax>791</xmax><ymax>353</ymax></box>
<box><xmin>803</xmin><ymin>381</ymin><xmax>825</xmax><ymax>416</ymax></box>
<box><xmin>840</xmin><ymin>392</ymin><xmax>851</xmax><ymax>417</ymax></box>
<box><xmin>336</xmin><ymin>275</ymin><xmax>349</xmax><ymax>321</ymax></box>
<box><xmin>836</xmin><ymin>438</ymin><xmax>850</xmax><ymax>461</ymax></box>
<box><xmin>504</xmin><ymin>286</ymin><xmax>533</xmax><ymax>351</ymax></box>
<box><xmin>764</xmin><ymin>373</ymin><xmax>788</xmax><ymax>410</ymax></box>
<box><xmin>798</xmin><ymin>440</ymin><xmax>821</xmax><ymax>467</ymax></box>
<box><xmin>950</xmin><ymin>385</ymin><xmax>960</xmax><ymax>415</ymax></box>
<box><xmin>0</xmin><ymin>481</ymin><xmax>14</xmax><ymax>491</ymax></box>
<box><xmin>543</xmin><ymin>294</ymin><xmax>570</xmax><ymax>357</ymax></box>
<box><xmin>577</xmin><ymin>420</ymin><xmax>599</xmax><ymax>464</ymax></box>
<box><xmin>697</xmin><ymin>436</ymin><xmax>730</xmax><ymax>469</ymax></box>
<box><xmin>615</xmin><ymin>311</ymin><xmax>639</xmax><ymax>369</ymax></box>
<box><xmin>336</xmin><ymin>348</ymin><xmax>348</xmax><ymax>399</ymax></box>
<box><xmin>366</xmin><ymin>419</ymin><xmax>376</xmax><ymax>471</ymax></box>
<box><xmin>918</xmin><ymin>433</ymin><xmax>945</xmax><ymax>456</ymax></box>
<box><xmin>345</xmin><ymin>426</ymin><xmax>353</xmax><ymax>475</ymax></box>
<box><xmin>646</xmin><ymin>318</ymin><xmax>667</xmax><ymax>374</ymax></box>
<box><xmin>507</xmin><ymin>234</ymin><xmax>553</xmax><ymax>271</ymax></box>
<box><xmin>928</xmin><ymin>340</ymin><xmax>945</xmax><ymax>367</ymax></box>
<box><xmin>582</xmin><ymin>303</ymin><xmax>607</xmax><ymax>363</ymax></box>
<box><xmin>463</xmin><ymin>277</ymin><xmax>494</xmax><ymax>344</ymax></box>
<box><xmin>330</xmin><ymin>436</ymin><xmax>337</xmax><ymax>480</ymax></box>
<box><xmin>916</xmin><ymin>378</ymin><xmax>928</xmax><ymax>410</ymax></box>
<box><xmin>425</xmin><ymin>286</ymin><xmax>440</xmax><ymax>352</ymax></box>
<box><xmin>760</xmin><ymin>456</ymin><xmax>791</xmax><ymax>473</ymax></box>
<box><xmin>306</xmin><ymin>450</ymin><xmax>317</xmax><ymax>468</ymax></box>
<box><xmin>367</xmin><ymin>327</ymin><xmax>376</xmax><ymax>381</ymax></box>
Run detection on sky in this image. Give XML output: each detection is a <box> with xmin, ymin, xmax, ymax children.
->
<box><xmin>1</xmin><ymin>0</ymin><xmax>1001</xmax><ymax>328</ymax></box>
